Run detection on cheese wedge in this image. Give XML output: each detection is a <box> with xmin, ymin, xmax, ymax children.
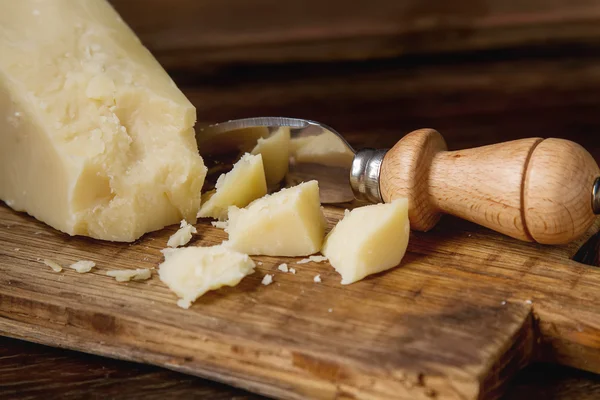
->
<box><xmin>322</xmin><ymin>199</ymin><xmax>410</xmax><ymax>284</ymax></box>
<box><xmin>0</xmin><ymin>0</ymin><xmax>206</xmax><ymax>242</ymax></box>
<box><xmin>198</xmin><ymin>153</ymin><xmax>267</xmax><ymax>221</ymax></box>
<box><xmin>251</xmin><ymin>127</ymin><xmax>291</xmax><ymax>186</ymax></box>
<box><xmin>225</xmin><ymin>180</ymin><xmax>326</xmax><ymax>256</ymax></box>
<box><xmin>290</xmin><ymin>133</ymin><xmax>354</xmax><ymax>167</ymax></box>
<box><xmin>158</xmin><ymin>245</ymin><xmax>255</xmax><ymax>309</ymax></box>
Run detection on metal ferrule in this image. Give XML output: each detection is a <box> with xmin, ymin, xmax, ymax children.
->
<box><xmin>593</xmin><ymin>177</ymin><xmax>600</xmax><ymax>214</ymax></box>
<box><xmin>350</xmin><ymin>149</ymin><xmax>388</xmax><ymax>204</ymax></box>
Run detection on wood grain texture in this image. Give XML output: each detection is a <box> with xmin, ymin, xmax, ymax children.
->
<box><xmin>524</xmin><ymin>139</ymin><xmax>600</xmax><ymax>244</ymax></box>
<box><xmin>380</xmin><ymin>128</ymin><xmax>448</xmax><ymax>232</ymax></box>
<box><xmin>381</xmin><ymin>131</ymin><xmax>599</xmax><ymax>244</ymax></box>
<box><xmin>108</xmin><ymin>0</ymin><xmax>600</xmax><ymax>69</ymax></box>
<box><xmin>1</xmin><ymin>200</ymin><xmax>600</xmax><ymax>399</ymax></box>
<box><xmin>3</xmin><ymin>336</ymin><xmax>600</xmax><ymax>400</ymax></box>
<box><xmin>0</xmin><ymin>336</ymin><xmax>258</xmax><ymax>400</ymax></box>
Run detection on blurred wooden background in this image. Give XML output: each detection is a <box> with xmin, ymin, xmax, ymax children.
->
<box><xmin>107</xmin><ymin>0</ymin><xmax>600</xmax><ymax>161</ymax></box>
<box><xmin>4</xmin><ymin>1</ymin><xmax>600</xmax><ymax>399</ymax></box>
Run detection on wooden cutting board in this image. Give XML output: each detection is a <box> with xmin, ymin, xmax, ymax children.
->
<box><xmin>1</xmin><ymin>202</ymin><xmax>600</xmax><ymax>400</ymax></box>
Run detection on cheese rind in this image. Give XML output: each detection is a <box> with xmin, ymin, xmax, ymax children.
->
<box><xmin>322</xmin><ymin>199</ymin><xmax>410</xmax><ymax>284</ymax></box>
<box><xmin>225</xmin><ymin>181</ymin><xmax>326</xmax><ymax>256</ymax></box>
<box><xmin>0</xmin><ymin>0</ymin><xmax>207</xmax><ymax>242</ymax></box>
<box><xmin>251</xmin><ymin>127</ymin><xmax>290</xmax><ymax>186</ymax></box>
<box><xmin>158</xmin><ymin>245</ymin><xmax>255</xmax><ymax>309</ymax></box>
<box><xmin>198</xmin><ymin>153</ymin><xmax>267</xmax><ymax>221</ymax></box>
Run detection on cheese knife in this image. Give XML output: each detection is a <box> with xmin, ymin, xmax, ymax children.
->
<box><xmin>197</xmin><ymin>117</ymin><xmax>600</xmax><ymax>245</ymax></box>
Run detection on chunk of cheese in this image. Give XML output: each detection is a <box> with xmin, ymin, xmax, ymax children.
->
<box><xmin>43</xmin><ymin>259</ymin><xmax>63</xmax><ymax>273</ymax></box>
<box><xmin>0</xmin><ymin>0</ymin><xmax>207</xmax><ymax>242</ymax></box>
<box><xmin>322</xmin><ymin>199</ymin><xmax>410</xmax><ymax>284</ymax></box>
<box><xmin>290</xmin><ymin>133</ymin><xmax>354</xmax><ymax>167</ymax></box>
<box><xmin>251</xmin><ymin>127</ymin><xmax>291</xmax><ymax>186</ymax></box>
<box><xmin>167</xmin><ymin>219</ymin><xmax>197</xmax><ymax>248</ymax></box>
<box><xmin>225</xmin><ymin>181</ymin><xmax>326</xmax><ymax>256</ymax></box>
<box><xmin>198</xmin><ymin>153</ymin><xmax>267</xmax><ymax>221</ymax></box>
<box><xmin>262</xmin><ymin>274</ymin><xmax>273</xmax><ymax>285</ymax></box>
<box><xmin>107</xmin><ymin>268</ymin><xmax>151</xmax><ymax>282</ymax></box>
<box><xmin>158</xmin><ymin>245</ymin><xmax>255</xmax><ymax>309</ymax></box>
<box><xmin>69</xmin><ymin>260</ymin><xmax>96</xmax><ymax>273</ymax></box>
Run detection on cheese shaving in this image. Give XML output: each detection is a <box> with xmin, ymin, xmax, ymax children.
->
<box><xmin>107</xmin><ymin>268</ymin><xmax>152</xmax><ymax>282</ymax></box>
<box><xmin>43</xmin><ymin>259</ymin><xmax>62</xmax><ymax>272</ymax></box>
<box><xmin>167</xmin><ymin>220</ymin><xmax>197</xmax><ymax>248</ymax></box>
<box><xmin>69</xmin><ymin>260</ymin><xmax>96</xmax><ymax>273</ymax></box>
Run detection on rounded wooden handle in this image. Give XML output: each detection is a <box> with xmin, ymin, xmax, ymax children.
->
<box><xmin>379</xmin><ymin>129</ymin><xmax>600</xmax><ymax>244</ymax></box>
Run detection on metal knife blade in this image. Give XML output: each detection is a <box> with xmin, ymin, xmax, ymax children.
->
<box><xmin>197</xmin><ymin>117</ymin><xmax>357</xmax><ymax>204</ymax></box>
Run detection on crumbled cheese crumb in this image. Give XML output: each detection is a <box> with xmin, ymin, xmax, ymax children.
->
<box><xmin>107</xmin><ymin>268</ymin><xmax>152</xmax><ymax>282</ymax></box>
<box><xmin>289</xmin><ymin>267</ymin><xmax>296</xmax><ymax>274</ymax></box>
<box><xmin>69</xmin><ymin>260</ymin><xmax>96</xmax><ymax>273</ymax></box>
<box><xmin>314</xmin><ymin>274</ymin><xmax>321</xmax><ymax>283</ymax></box>
<box><xmin>262</xmin><ymin>274</ymin><xmax>273</xmax><ymax>285</ymax></box>
<box><xmin>297</xmin><ymin>255</ymin><xmax>328</xmax><ymax>264</ymax></box>
<box><xmin>43</xmin><ymin>259</ymin><xmax>62</xmax><ymax>273</ymax></box>
<box><xmin>277</xmin><ymin>263</ymin><xmax>289</xmax><ymax>273</ymax></box>
<box><xmin>328</xmin><ymin>308</ymin><xmax>333</xmax><ymax>313</ymax></box>
<box><xmin>167</xmin><ymin>220</ymin><xmax>197</xmax><ymax>248</ymax></box>
<box><xmin>211</xmin><ymin>220</ymin><xmax>228</xmax><ymax>229</ymax></box>
<box><xmin>257</xmin><ymin>261</ymin><xmax>263</xmax><ymax>266</ymax></box>
<box><xmin>501</xmin><ymin>300</ymin><xmax>507</xmax><ymax>305</ymax></box>
<box><xmin>525</xmin><ymin>299</ymin><xmax>532</xmax><ymax>304</ymax></box>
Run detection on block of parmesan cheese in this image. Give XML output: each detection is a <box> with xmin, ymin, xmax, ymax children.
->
<box><xmin>322</xmin><ymin>199</ymin><xmax>410</xmax><ymax>284</ymax></box>
<box><xmin>0</xmin><ymin>0</ymin><xmax>207</xmax><ymax>242</ymax></box>
<box><xmin>198</xmin><ymin>153</ymin><xmax>267</xmax><ymax>221</ymax></box>
<box><xmin>158</xmin><ymin>245</ymin><xmax>255</xmax><ymax>309</ymax></box>
<box><xmin>225</xmin><ymin>180</ymin><xmax>326</xmax><ymax>256</ymax></box>
<box><xmin>251</xmin><ymin>127</ymin><xmax>290</xmax><ymax>186</ymax></box>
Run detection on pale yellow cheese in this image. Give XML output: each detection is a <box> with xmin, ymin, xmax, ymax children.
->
<box><xmin>0</xmin><ymin>0</ymin><xmax>207</xmax><ymax>242</ymax></box>
<box><xmin>251</xmin><ymin>127</ymin><xmax>290</xmax><ymax>186</ymax></box>
<box><xmin>43</xmin><ymin>259</ymin><xmax>63</xmax><ymax>273</ymax></box>
<box><xmin>69</xmin><ymin>260</ymin><xmax>96</xmax><ymax>273</ymax></box>
<box><xmin>225</xmin><ymin>181</ymin><xmax>326</xmax><ymax>256</ymax></box>
<box><xmin>158</xmin><ymin>245</ymin><xmax>255</xmax><ymax>309</ymax></box>
<box><xmin>107</xmin><ymin>268</ymin><xmax>151</xmax><ymax>282</ymax></box>
<box><xmin>167</xmin><ymin>219</ymin><xmax>197</xmax><ymax>248</ymax></box>
<box><xmin>296</xmin><ymin>255</ymin><xmax>328</xmax><ymax>264</ymax></box>
<box><xmin>262</xmin><ymin>274</ymin><xmax>273</xmax><ymax>285</ymax></box>
<box><xmin>322</xmin><ymin>199</ymin><xmax>410</xmax><ymax>284</ymax></box>
<box><xmin>290</xmin><ymin>133</ymin><xmax>354</xmax><ymax>167</ymax></box>
<box><xmin>198</xmin><ymin>153</ymin><xmax>267</xmax><ymax>221</ymax></box>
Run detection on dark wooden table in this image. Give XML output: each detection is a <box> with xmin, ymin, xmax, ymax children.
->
<box><xmin>3</xmin><ymin>335</ymin><xmax>600</xmax><ymax>400</ymax></box>
<box><xmin>4</xmin><ymin>1</ymin><xmax>600</xmax><ymax>396</ymax></box>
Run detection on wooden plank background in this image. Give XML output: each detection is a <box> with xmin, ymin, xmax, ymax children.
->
<box><xmin>109</xmin><ymin>0</ymin><xmax>600</xmax><ymax>69</ymax></box>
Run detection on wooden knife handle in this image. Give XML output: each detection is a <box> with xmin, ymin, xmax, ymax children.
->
<box><xmin>379</xmin><ymin>129</ymin><xmax>600</xmax><ymax>244</ymax></box>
